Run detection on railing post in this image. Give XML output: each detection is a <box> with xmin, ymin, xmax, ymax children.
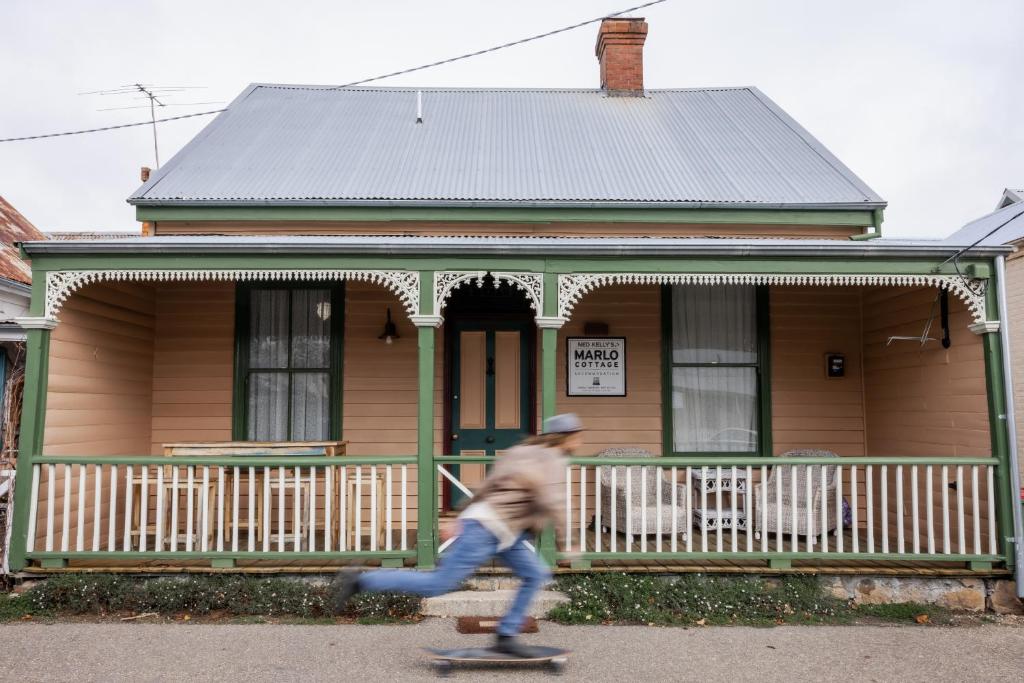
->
<box><xmin>7</xmin><ymin>312</ymin><xmax>57</xmax><ymax>572</ymax></box>
<box><xmin>411</xmin><ymin>272</ymin><xmax>440</xmax><ymax>569</ymax></box>
<box><xmin>536</xmin><ymin>272</ymin><xmax>565</xmax><ymax>566</ymax></box>
<box><xmin>979</xmin><ymin>282</ymin><xmax>1017</xmax><ymax>570</ymax></box>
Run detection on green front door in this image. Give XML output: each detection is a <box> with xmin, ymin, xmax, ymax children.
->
<box><xmin>448</xmin><ymin>320</ymin><xmax>533</xmax><ymax>507</ymax></box>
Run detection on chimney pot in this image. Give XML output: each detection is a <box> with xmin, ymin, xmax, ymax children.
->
<box><xmin>140</xmin><ymin>166</ymin><xmax>151</xmax><ymax>182</ymax></box>
<box><xmin>595</xmin><ymin>17</ymin><xmax>648</xmax><ymax>95</ymax></box>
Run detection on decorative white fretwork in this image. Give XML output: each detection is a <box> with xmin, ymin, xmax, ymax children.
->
<box><xmin>433</xmin><ymin>271</ymin><xmax>544</xmax><ymax>316</ymax></box>
<box><xmin>558</xmin><ymin>273</ymin><xmax>990</xmax><ymax>324</ymax></box>
<box><xmin>44</xmin><ymin>269</ymin><xmax>420</xmax><ymax>320</ymax></box>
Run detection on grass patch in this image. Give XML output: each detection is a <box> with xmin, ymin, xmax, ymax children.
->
<box><xmin>549</xmin><ymin>574</ymin><xmax>956</xmax><ymax>627</ymax></box>
<box><xmin>6</xmin><ymin>574</ymin><xmax>419</xmax><ymax>623</ymax></box>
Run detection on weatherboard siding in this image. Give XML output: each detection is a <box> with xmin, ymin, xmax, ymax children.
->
<box><xmin>1007</xmin><ymin>249</ymin><xmax>1024</xmax><ymax>484</ymax></box>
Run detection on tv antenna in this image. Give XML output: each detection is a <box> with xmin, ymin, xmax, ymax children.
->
<box><xmin>79</xmin><ymin>84</ymin><xmax>223</xmax><ymax>167</ymax></box>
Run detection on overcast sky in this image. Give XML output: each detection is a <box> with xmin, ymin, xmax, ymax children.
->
<box><xmin>1</xmin><ymin>0</ymin><xmax>1022</xmax><ymax>237</ymax></box>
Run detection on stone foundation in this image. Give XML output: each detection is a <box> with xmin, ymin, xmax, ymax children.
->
<box><xmin>824</xmin><ymin>576</ymin><xmax>1022</xmax><ymax>614</ymax></box>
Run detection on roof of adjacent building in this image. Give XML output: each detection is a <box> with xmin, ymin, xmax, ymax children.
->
<box><xmin>129</xmin><ymin>85</ymin><xmax>884</xmax><ymax>211</ymax></box>
<box><xmin>0</xmin><ymin>196</ymin><xmax>46</xmax><ymax>285</ymax></box>
<box><xmin>997</xmin><ymin>187</ymin><xmax>1023</xmax><ymax>209</ymax></box>
<box><xmin>46</xmin><ymin>230</ymin><xmax>143</xmax><ymax>240</ymax></box>
<box><xmin>944</xmin><ymin>200</ymin><xmax>1024</xmax><ymax>247</ymax></box>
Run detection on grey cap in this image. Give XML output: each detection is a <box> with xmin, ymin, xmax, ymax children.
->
<box><xmin>542</xmin><ymin>413</ymin><xmax>584</xmax><ymax>435</ymax></box>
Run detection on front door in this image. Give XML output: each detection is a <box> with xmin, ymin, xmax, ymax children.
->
<box><xmin>447</xmin><ymin>320</ymin><xmax>533</xmax><ymax>507</ymax></box>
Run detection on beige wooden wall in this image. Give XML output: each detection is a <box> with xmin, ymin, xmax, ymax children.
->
<box><xmin>40</xmin><ymin>282</ymin><xmax>156</xmax><ymax>547</ymax></box>
<box><xmin>150</xmin><ymin>282</ymin><xmax>235</xmax><ymax>452</ymax></box>
<box><xmin>554</xmin><ymin>285</ymin><xmax>663</xmax><ymax>455</ymax></box>
<box><xmin>770</xmin><ymin>287</ymin><xmax>865</xmax><ymax>456</ymax></box>
<box><xmin>862</xmin><ymin>287</ymin><xmax>990</xmax><ymax>457</ymax></box>
<box><xmin>153</xmin><ymin>221</ymin><xmax>862</xmax><ymax>240</ymax></box>
<box><xmin>1006</xmin><ymin>250</ymin><xmax>1024</xmax><ymax>484</ymax></box>
<box><xmin>862</xmin><ymin>286</ymin><xmax>992</xmax><ymax>545</ymax></box>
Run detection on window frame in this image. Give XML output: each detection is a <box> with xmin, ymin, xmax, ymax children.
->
<box><xmin>232</xmin><ymin>281</ymin><xmax>345</xmax><ymax>442</ymax></box>
<box><xmin>660</xmin><ymin>284</ymin><xmax>772</xmax><ymax>457</ymax></box>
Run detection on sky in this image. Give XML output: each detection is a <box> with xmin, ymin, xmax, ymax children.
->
<box><xmin>1</xmin><ymin>0</ymin><xmax>1022</xmax><ymax>238</ymax></box>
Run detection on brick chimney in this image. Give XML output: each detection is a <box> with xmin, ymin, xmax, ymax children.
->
<box><xmin>140</xmin><ymin>166</ymin><xmax>151</xmax><ymax>182</ymax></box>
<box><xmin>595</xmin><ymin>17</ymin><xmax>648</xmax><ymax>95</ymax></box>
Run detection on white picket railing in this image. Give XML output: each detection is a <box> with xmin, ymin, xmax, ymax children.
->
<box><xmin>24</xmin><ymin>457</ymin><xmax>417</xmax><ymax>559</ymax></box>
<box><xmin>561</xmin><ymin>457</ymin><xmax>1001</xmax><ymax>560</ymax></box>
<box><xmin>1</xmin><ymin>468</ymin><xmax>14</xmax><ymax>574</ymax></box>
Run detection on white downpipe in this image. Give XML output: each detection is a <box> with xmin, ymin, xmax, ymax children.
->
<box><xmin>995</xmin><ymin>256</ymin><xmax>1024</xmax><ymax>596</ymax></box>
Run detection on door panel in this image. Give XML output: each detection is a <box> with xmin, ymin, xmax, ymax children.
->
<box><xmin>494</xmin><ymin>331</ymin><xmax>521</xmax><ymax>429</ymax></box>
<box><xmin>459</xmin><ymin>331</ymin><xmax>487</xmax><ymax>430</ymax></box>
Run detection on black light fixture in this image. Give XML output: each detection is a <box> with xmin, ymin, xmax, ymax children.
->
<box><xmin>379</xmin><ymin>307</ymin><xmax>399</xmax><ymax>345</ymax></box>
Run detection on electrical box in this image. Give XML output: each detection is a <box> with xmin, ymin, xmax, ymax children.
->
<box><xmin>826</xmin><ymin>353</ymin><xmax>845</xmax><ymax>378</ymax></box>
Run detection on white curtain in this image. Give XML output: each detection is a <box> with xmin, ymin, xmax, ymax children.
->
<box><xmin>671</xmin><ymin>285</ymin><xmax>758</xmax><ymax>452</ymax></box>
<box><xmin>247</xmin><ymin>289</ymin><xmax>331</xmax><ymax>441</ymax></box>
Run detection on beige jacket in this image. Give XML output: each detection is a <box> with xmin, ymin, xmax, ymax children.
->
<box><xmin>461</xmin><ymin>444</ymin><xmax>568</xmax><ymax>546</ymax></box>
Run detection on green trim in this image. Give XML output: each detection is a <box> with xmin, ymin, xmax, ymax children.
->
<box><xmin>40</xmin><ymin>558</ymin><xmax>68</xmax><ymax>569</ymax></box>
<box><xmin>767</xmin><ymin>559</ymin><xmax>792</xmax><ymax>569</ymax></box>
<box><xmin>968</xmin><ymin>560</ymin><xmax>993</xmax><ymax>571</ymax></box>
<box><xmin>27</xmin><ymin>551</ymin><xmax>415</xmax><ymax>560</ymax></box>
<box><xmin>136</xmin><ymin>206</ymin><xmax>879</xmax><ymax>226</ymax></box>
<box><xmin>26</xmin><ymin>253</ymin><xmax>995</xmax><ymax>282</ymax></box>
<box><xmin>7</xmin><ymin>328</ymin><xmax>51</xmax><ymax>572</ymax></box>
<box><xmin>571</xmin><ymin>551</ymin><xmax>1001</xmax><ymax>562</ymax></box>
<box><xmin>210</xmin><ymin>558</ymin><xmax>236</xmax><ymax>568</ymax></box>
<box><xmin>416</xmin><ymin>309</ymin><xmax>437</xmax><ymax>567</ymax></box>
<box><xmin>982</xmin><ymin>283</ymin><xmax>1016</xmax><ymax>568</ymax></box>
<box><xmin>232</xmin><ymin>282</ymin><xmax>345</xmax><ymax>441</ymax></box>
<box><xmin>433</xmin><ymin>455</ymin><xmax>998</xmax><ymax>466</ymax></box>
<box><xmin>33</xmin><ymin>455</ymin><xmax>416</xmax><ymax>466</ymax></box>
<box><xmin>661</xmin><ymin>284</ymin><xmax>771</xmax><ymax>457</ymax></box>
<box><xmin>538</xmin><ymin>272</ymin><xmax>559</xmax><ymax>566</ymax></box>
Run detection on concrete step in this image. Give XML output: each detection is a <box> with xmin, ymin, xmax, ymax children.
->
<box><xmin>464</xmin><ymin>576</ymin><xmax>523</xmax><ymax>591</ymax></box>
<box><xmin>422</xmin><ymin>590</ymin><xmax>569</xmax><ymax>618</ymax></box>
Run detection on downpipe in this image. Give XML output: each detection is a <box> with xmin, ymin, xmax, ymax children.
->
<box><xmin>995</xmin><ymin>256</ymin><xmax>1024</xmax><ymax>597</ymax></box>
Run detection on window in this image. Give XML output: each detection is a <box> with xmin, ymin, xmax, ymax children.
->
<box><xmin>234</xmin><ymin>284</ymin><xmax>343</xmax><ymax>441</ymax></box>
<box><xmin>663</xmin><ymin>285</ymin><xmax>769</xmax><ymax>454</ymax></box>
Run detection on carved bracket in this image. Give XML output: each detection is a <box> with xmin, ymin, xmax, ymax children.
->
<box><xmin>558</xmin><ymin>272</ymin><xmax>990</xmax><ymax>325</ymax></box>
<box><xmin>44</xmin><ymin>269</ymin><xmax>420</xmax><ymax>321</ymax></box>
<box><xmin>433</xmin><ymin>271</ymin><xmax>544</xmax><ymax>317</ymax></box>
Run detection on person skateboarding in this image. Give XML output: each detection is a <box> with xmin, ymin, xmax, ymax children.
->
<box><xmin>330</xmin><ymin>413</ymin><xmax>583</xmax><ymax>657</ymax></box>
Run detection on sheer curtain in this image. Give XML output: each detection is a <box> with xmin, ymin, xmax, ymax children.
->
<box><xmin>671</xmin><ymin>285</ymin><xmax>758</xmax><ymax>452</ymax></box>
<box><xmin>247</xmin><ymin>289</ymin><xmax>331</xmax><ymax>441</ymax></box>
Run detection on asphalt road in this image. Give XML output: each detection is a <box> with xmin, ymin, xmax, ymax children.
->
<box><xmin>3</xmin><ymin>620</ymin><xmax>1022</xmax><ymax>682</ymax></box>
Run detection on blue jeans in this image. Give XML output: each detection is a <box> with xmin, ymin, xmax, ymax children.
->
<box><xmin>358</xmin><ymin>519</ymin><xmax>551</xmax><ymax>636</ymax></box>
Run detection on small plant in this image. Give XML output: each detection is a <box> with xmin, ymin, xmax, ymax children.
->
<box><xmin>548</xmin><ymin>573</ymin><xmax>945</xmax><ymax>627</ymax></box>
<box><xmin>17</xmin><ymin>574</ymin><xmax>419</xmax><ymax>622</ymax></box>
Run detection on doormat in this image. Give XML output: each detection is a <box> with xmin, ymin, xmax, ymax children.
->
<box><xmin>456</xmin><ymin>616</ymin><xmax>538</xmax><ymax>634</ymax></box>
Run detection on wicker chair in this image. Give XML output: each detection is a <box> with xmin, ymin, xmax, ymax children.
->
<box><xmin>753</xmin><ymin>449</ymin><xmax>839</xmax><ymax>544</ymax></box>
<box><xmin>593</xmin><ymin>448</ymin><xmax>690</xmax><ymax>538</ymax></box>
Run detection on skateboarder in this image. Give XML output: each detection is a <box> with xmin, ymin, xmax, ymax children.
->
<box><xmin>331</xmin><ymin>413</ymin><xmax>584</xmax><ymax>657</ymax></box>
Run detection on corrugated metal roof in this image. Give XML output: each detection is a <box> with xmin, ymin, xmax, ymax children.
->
<box><xmin>129</xmin><ymin>85</ymin><xmax>884</xmax><ymax>210</ymax></box>
<box><xmin>945</xmin><ymin>200</ymin><xmax>1024</xmax><ymax>247</ymax></box>
<box><xmin>22</xmin><ymin>234</ymin><xmax>1008</xmax><ymax>259</ymax></box>
<box><xmin>0</xmin><ymin>196</ymin><xmax>46</xmax><ymax>284</ymax></box>
<box><xmin>46</xmin><ymin>230</ymin><xmax>142</xmax><ymax>240</ymax></box>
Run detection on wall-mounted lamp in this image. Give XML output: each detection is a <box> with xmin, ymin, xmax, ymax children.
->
<box><xmin>378</xmin><ymin>307</ymin><xmax>399</xmax><ymax>345</ymax></box>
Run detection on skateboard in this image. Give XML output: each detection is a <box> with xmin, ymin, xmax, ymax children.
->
<box><xmin>424</xmin><ymin>646</ymin><xmax>569</xmax><ymax>676</ymax></box>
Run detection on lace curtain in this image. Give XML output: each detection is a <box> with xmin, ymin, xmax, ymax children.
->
<box><xmin>670</xmin><ymin>285</ymin><xmax>758</xmax><ymax>452</ymax></box>
<box><xmin>247</xmin><ymin>289</ymin><xmax>331</xmax><ymax>441</ymax></box>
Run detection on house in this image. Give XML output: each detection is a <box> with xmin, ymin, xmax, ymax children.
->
<box><xmin>0</xmin><ymin>196</ymin><xmax>47</xmax><ymax>573</ymax></box>
<box><xmin>5</xmin><ymin>18</ymin><xmax>1020</xmax><ymax>582</ymax></box>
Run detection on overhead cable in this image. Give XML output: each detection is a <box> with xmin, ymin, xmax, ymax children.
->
<box><xmin>0</xmin><ymin>0</ymin><xmax>669</xmax><ymax>144</ymax></box>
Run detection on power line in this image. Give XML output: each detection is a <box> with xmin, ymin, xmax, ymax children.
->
<box><xmin>325</xmin><ymin>0</ymin><xmax>668</xmax><ymax>90</ymax></box>
<box><xmin>0</xmin><ymin>0</ymin><xmax>669</xmax><ymax>144</ymax></box>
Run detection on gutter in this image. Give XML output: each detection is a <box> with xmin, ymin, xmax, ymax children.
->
<box><xmin>995</xmin><ymin>255</ymin><xmax>1024</xmax><ymax>597</ymax></box>
<box><xmin>126</xmin><ymin>198</ymin><xmax>889</xmax><ymax>212</ymax></box>
<box><xmin>849</xmin><ymin>208</ymin><xmax>885</xmax><ymax>241</ymax></box>
<box><xmin>18</xmin><ymin>237</ymin><xmax>1013</xmax><ymax>260</ymax></box>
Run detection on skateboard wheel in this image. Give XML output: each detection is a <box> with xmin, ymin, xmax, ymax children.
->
<box><xmin>432</xmin><ymin>660</ymin><xmax>452</xmax><ymax>677</ymax></box>
<box><xmin>548</xmin><ymin>657</ymin><xmax>568</xmax><ymax>675</ymax></box>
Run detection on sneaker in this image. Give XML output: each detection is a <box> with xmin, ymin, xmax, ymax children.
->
<box><xmin>329</xmin><ymin>568</ymin><xmax>362</xmax><ymax>615</ymax></box>
<box><xmin>492</xmin><ymin>635</ymin><xmax>535</xmax><ymax>658</ymax></box>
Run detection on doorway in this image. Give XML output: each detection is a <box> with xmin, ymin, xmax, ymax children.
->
<box><xmin>443</xmin><ymin>279</ymin><xmax>536</xmax><ymax>509</ymax></box>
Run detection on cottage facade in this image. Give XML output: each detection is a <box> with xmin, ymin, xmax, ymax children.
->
<box><xmin>7</xmin><ymin>18</ymin><xmax>1020</xmax><ymax>578</ymax></box>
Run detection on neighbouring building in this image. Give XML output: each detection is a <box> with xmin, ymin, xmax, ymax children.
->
<box><xmin>6</xmin><ymin>18</ymin><xmax>1021</xmax><ymax>586</ymax></box>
